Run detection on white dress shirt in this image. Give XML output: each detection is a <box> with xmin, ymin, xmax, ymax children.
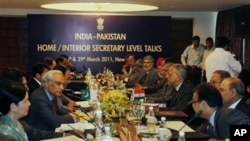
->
<box><xmin>205</xmin><ymin>48</ymin><xmax>242</xmax><ymax>81</ymax></box>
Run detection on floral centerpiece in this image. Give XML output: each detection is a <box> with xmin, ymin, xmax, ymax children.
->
<box><xmin>99</xmin><ymin>89</ymin><xmax>129</xmax><ymax>118</ymax></box>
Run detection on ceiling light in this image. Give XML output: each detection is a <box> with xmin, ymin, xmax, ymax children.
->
<box><xmin>41</xmin><ymin>2</ymin><xmax>158</xmax><ymax>12</ymax></box>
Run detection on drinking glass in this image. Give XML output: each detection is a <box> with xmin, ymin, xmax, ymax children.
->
<box><xmin>133</xmin><ymin>101</ymin><xmax>145</xmax><ymax>130</ymax></box>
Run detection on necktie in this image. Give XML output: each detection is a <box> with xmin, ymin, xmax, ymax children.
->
<box><xmin>199</xmin><ymin>120</ymin><xmax>209</xmax><ymax>133</ymax></box>
<box><xmin>141</xmin><ymin>72</ymin><xmax>148</xmax><ymax>85</ymax></box>
<box><xmin>51</xmin><ymin>98</ymin><xmax>57</xmax><ymax>114</ymax></box>
<box><xmin>207</xmin><ymin>123</ymin><xmax>214</xmax><ymax>136</ymax></box>
<box><xmin>156</xmin><ymin>78</ymin><xmax>163</xmax><ymax>86</ymax></box>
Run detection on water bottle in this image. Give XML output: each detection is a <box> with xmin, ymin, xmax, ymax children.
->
<box><xmin>95</xmin><ymin>110</ymin><xmax>104</xmax><ymax>139</ymax></box>
<box><xmin>102</xmin><ymin>126</ymin><xmax>113</xmax><ymax>141</ymax></box>
<box><xmin>177</xmin><ymin>131</ymin><xmax>186</xmax><ymax>141</ymax></box>
<box><xmin>159</xmin><ymin>117</ymin><xmax>166</xmax><ymax>128</ymax></box>
<box><xmin>146</xmin><ymin>106</ymin><xmax>157</xmax><ymax>133</ymax></box>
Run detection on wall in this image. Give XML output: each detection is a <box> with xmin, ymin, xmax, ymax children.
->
<box><xmin>0</xmin><ymin>9</ymin><xmax>218</xmax><ymax>73</ymax></box>
<box><xmin>0</xmin><ymin>8</ymin><xmax>218</xmax><ymax>44</ymax></box>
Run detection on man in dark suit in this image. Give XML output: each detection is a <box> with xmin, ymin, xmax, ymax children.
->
<box><xmin>27</xmin><ymin>70</ymin><xmax>79</xmax><ymax>131</ymax></box>
<box><xmin>121</xmin><ymin>54</ymin><xmax>137</xmax><ymax>79</ymax></box>
<box><xmin>0</xmin><ymin>67</ymin><xmax>67</xmax><ymax>141</ymax></box>
<box><xmin>165</xmin><ymin>63</ymin><xmax>195</xmax><ymax>117</ymax></box>
<box><xmin>219</xmin><ymin>77</ymin><xmax>250</xmax><ymax>116</ymax></box>
<box><xmin>146</xmin><ymin>62</ymin><xmax>174</xmax><ymax>103</ymax></box>
<box><xmin>54</xmin><ymin>65</ymin><xmax>77</xmax><ymax>113</ymax></box>
<box><xmin>125</xmin><ymin>58</ymin><xmax>144</xmax><ymax>88</ymax></box>
<box><xmin>57</xmin><ymin>54</ymin><xmax>76</xmax><ymax>72</ymax></box>
<box><xmin>28</xmin><ymin>62</ymin><xmax>50</xmax><ymax>95</ymax></box>
<box><xmin>192</xmin><ymin>83</ymin><xmax>250</xmax><ymax>140</ymax></box>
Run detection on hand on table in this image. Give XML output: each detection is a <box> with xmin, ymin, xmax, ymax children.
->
<box><xmin>67</xmin><ymin>100</ymin><xmax>77</xmax><ymax>112</ymax></box>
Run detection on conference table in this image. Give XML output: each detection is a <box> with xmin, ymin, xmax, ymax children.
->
<box><xmin>41</xmin><ymin>101</ymin><xmax>210</xmax><ymax>141</ymax></box>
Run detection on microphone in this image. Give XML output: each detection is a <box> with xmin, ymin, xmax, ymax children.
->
<box><xmin>75</xmin><ymin>104</ymin><xmax>87</xmax><ymax>113</ymax></box>
<box><xmin>68</xmin><ymin>130</ymin><xmax>85</xmax><ymax>139</ymax></box>
<box><xmin>180</xmin><ymin>100</ymin><xmax>192</xmax><ymax>111</ymax></box>
<box><xmin>178</xmin><ymin>110</ymin><xmax>203</xmax><ymax>131</ymax></box>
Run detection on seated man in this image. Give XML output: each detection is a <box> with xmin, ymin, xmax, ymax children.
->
<box><xmin>28</xmin><ymin>62</ymin><xmax>50</xmax><ymax>95</ymax></box>
<box><xmin>27</xmin><ymin>70</ymin><xmax>79</xmax><ymax>131</ymax></box>
<box><xmin>146</xmin><ymin>62</ymin><xmax>174</xmax><ymax>103</ymax></box>
<box><xmin>192</xmin><ymin>83</ymin><xmax>250</xmax><ymax>140</ymax></box>
<box><xmin>165</xmin><ymin>64</ymin><xmax>195</xmax><ymax>116</ymax></box>
<box><xmin>209</xmin><ymin>70</ymin><xmax>230</xmax><ymax>90</ymax></box>
<box><xmin>0</xmin><ymin>67</ymin><xmax>67</xmax><ymax>141</ymax></box>
<box><xmin>57</xmin><ymin>54</ymin><xmax>76</xmax><ymax>72</ymax></box>
<box><xmin>120</xmin><ymin>54</ymin><xmax>137</xmax><ymax>81</ymax></box>
<box><xmin>54</xmin><ymin>65</ymin><xmax>77</xmax><ymax>113</ymax></box>
<box><xmin>135</xmin><ymin>55</ymin><xmax>160</xmax><ymax>94</ymax></box>
<box><xmin>219</xmin><ymin>77</ymin><xmax>250</xmax><ymax>116</ymax></box>
<box><xmin>125</xmin><ymin>58</ymin><xmax>144</xmax><ymax>88</ymax></box>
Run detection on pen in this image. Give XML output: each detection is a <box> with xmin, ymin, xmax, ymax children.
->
<box><xmin>67</xmin><ymin>124</ymin><xmax>85</xmax><ymax>139</ymax></box>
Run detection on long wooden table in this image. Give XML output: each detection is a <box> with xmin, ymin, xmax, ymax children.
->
<box><xmin>45</xmin><ymin>101</ymin><xmax>210</xmax><ymax>141</ymax></box>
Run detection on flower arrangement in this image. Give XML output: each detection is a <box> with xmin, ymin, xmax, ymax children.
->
<box><xmin>99</xmin><ymin>89</ymin><xmax>129</xmax><ymax>117</ymax></box>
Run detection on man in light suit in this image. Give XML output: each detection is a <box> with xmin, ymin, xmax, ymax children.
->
<box><xmin>192</xmin><ymin>83</ymin><xmax>250</xmax><ymax>140</ymax></box>
<box><xmin>27</xmin><ymin>70</ymin><xmax>79</xmax><ymax>131</ymax></box>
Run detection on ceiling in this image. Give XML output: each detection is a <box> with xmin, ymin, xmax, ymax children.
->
<box><xmin>0</xmin><ymin>0</ymin><xmax>250</xmax><ymax>13</ymax></box>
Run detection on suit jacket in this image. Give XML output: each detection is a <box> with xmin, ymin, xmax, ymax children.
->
<box><xmin>20</xmin><ymin>120</ymin><xmax>63</xmax><ymax>141</ymax></box>
<box><xmin>196</xmin><ymin>101</ymin><xmax>250</xmax><ymax>135</ymax></box>
<box><xmin>144</xmin><ymin>77</ymin><xmax>166</xmax><ymax>94</ymax></box>
<box><xmin>125</xmin><ymin>68</ymin><xmax>140</xmax><ymax>88</ymax></box>
<box><xmin>235</xmin><ymin>99</ymin><xmax>250</xmax><ymax>116</ymax></box>
<box><xmin>137</xmin><ymin>68</ymin><xmax>160</xmax><ymax>91</ymax></box>
<box><xmin>146</xmin><ymin>83</ymin><xmax>173</xmax><ymax>103</ymax></box>
<box><xmin>166</xmin><ymin>80</ymin><xmax>195</xmax><ymax>117</ymax></box>
<box><xmin>212</xmin><ymin>107</ymin><xmax>250</xmax><ymax>140</ymax></box>
<box><xmin>27</xmin><ymin>78</ymin><xmax>40</xmax><ymax>96</ymax></box>
<box><xmin>26</xmin><ymin>87</ymin><xmax>74</xmax><ymax>131</ymax></box>
<box><xmin>28</xmin><ymin>79</ymin><xmax>72</xmax><ymax>114</ymax></box>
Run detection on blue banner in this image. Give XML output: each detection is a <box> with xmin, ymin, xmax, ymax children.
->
<box><xmin>28</xmin><ymin>15</ymin><xmax>171</xmax><ymax>74</ymax></box>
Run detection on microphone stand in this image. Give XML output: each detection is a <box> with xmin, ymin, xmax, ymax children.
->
<box><xmin>178</xmin><ymin>110</ymin><xmax>203</xmax><ymax>131</ymax></box>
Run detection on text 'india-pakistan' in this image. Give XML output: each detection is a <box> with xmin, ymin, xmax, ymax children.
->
<box><xmin>75</xmin><ymin>33</ymin><xmax>126</xmax><ymax>40</ymax></box>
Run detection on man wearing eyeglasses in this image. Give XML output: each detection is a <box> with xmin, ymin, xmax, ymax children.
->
<box><xmin>192</xmin><ymin>83</ymin><xmax>250</xmax><ymax>140</ymax></box>
<box><xmin>27</xmin><ymin>70</ymin><xmax>79</xmax><ymax>131</ymax></box>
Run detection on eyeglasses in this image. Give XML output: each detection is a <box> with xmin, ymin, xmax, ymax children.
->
<box><xmin>191</xmin><ymin>100</ymin><xmax>201</xmax><ymax>104</ymax></box>
<box><xmin>210</xmin><ymin>80</ymin><xmax>221</xmax><ymax>84</ymax></box>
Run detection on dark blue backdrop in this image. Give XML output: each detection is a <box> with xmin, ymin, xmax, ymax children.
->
<box><xmin>28</xmin><ymin>15</ymin><xmax>171</xmax><ymax>74</ymax></box>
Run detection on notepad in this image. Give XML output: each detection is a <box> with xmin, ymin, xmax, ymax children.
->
<box><xmin>76</xmin><ymin>101</ymin><xmax>90</xmax><ymax>108</ymax></box>
<box><xmin>40</xmin><ymin>135</ymin><xmax>84</xmax><ymax>141</ymax></box>
<box><xmin>56</xmin><ymin>122</ymin><xmax>95</xmax><ymax>132</ymax></box>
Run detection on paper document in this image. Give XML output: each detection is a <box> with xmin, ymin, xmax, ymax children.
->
<box><xmin>76</xmin><ymin>101</ymin><xmax>90</xmax><ymax>108</ymax></box>
<box><xmin>40</xmin><ymin>135</ymin><xmax>84</xmax><ymax>141</ymax></box>
<box><xmin>165</xmin><ymin>121</ymin><xmax>194</xmax><ymax>132</ymax></box>
<box><xmin>56</xmin><ymin>122</ymin><xmax>95</xmax><ymax>132</ymax></box>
